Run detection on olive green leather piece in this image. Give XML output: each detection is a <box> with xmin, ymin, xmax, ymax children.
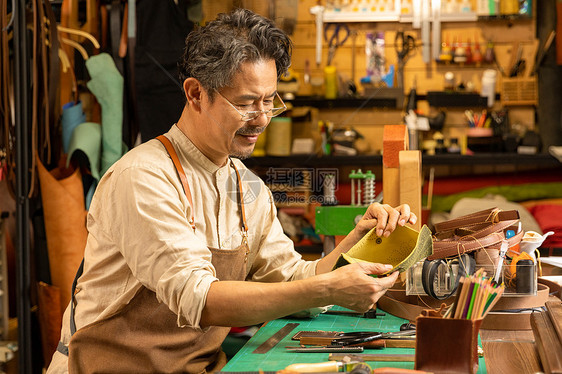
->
<box><xmin>334</xmin><ymin>224</ymin><xmax>433</xmax><ymax>274</ymax></box>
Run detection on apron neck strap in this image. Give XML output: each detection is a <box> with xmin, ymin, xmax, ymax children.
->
<box><xmin>156</xmin><ymin>135</ymin><xmax>248</xmax><ymax>236</ymax></box>
<box><xmin>156</xmin><ymin>135</ymin><xmax>196</xmax><ymax>230</ymax></box>
<box><xmin>230</xmin><ymin>158</ymin><xmax>248</xmax><ymax>239</ymax></box>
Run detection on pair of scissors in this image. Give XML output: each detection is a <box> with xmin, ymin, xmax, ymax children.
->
<box><xmin>324</xmin><ymin>23</ymin><xmax>350</xmax><ymax>65</ymax></box>
<box><xmin>395</xmin><ymin>30</ymin><xmax>416</xmax><ymax>61</ymax></box>
<box><xmin>395</xmin><ymin>30</ymin><xmax>416</xmax><ymax>88</ymax></box>
<box><xmin>330</xmin><ymin>329</ymin><xmax>416</xmax><ymax>346</ymax></box>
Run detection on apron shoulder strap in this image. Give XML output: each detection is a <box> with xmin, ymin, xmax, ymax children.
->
<box><xmin>156</xmin><ymin>135</ymin><xmax>196</xmax><ymax>230</ymax></box>
<box><xmin>230</xmin><ymin>159</ymin><xmax>248</xmax><ymax>239</ymax></box>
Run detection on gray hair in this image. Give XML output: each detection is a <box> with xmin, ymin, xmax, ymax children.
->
<box><xmin>178</xmin><ymin>8</ymin><xmax>292</xmax><ymax>101</ymax></box>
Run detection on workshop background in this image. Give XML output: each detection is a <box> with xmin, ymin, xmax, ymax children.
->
<box><xmin>1</xmin><ymin>0</ymin><xmax>562</xmax><ymax>373</ymax></box>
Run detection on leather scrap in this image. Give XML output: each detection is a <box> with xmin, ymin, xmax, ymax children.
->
<box><xmin>334</xmin><ymin>225</ymin><xmax>433</xmax><ymax>274</ymax></box>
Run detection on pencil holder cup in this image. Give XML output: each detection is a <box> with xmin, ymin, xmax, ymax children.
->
<box><xmin>415</xmin><ymin>311</ymin><xmax>482</xmax><ymax>374</ymax></box>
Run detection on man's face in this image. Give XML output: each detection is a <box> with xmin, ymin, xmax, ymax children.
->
<box><xmin>202</xmin><ymin>59</ymin><xmax>279</xmax><ymax>161</ymax></box>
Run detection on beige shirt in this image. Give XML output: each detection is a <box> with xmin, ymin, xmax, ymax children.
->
<box><xmin>48</xmin><ymin>125</ymin><xmax>318</xmax><ymax>373</ymax></box>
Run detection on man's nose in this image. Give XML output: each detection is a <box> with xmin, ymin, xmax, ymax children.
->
<box><xmin>249</xmin><ymin>111</ymin><xmax>270</xmax><ymax>126</ymax></box>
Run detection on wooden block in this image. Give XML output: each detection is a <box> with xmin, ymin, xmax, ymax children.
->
<box><xmin>546</xmin><ymin>301</ymin><xmax>562</xmax><ymax>345</ymax></box>
<box><xmin>383</xmin><ymin>166</ymin><xmax>400</xmax><ymax>208</ymax></box>
<box><xmin>399</xmin><ymin>150</ymin><xmax>422</xmax><ymax>231</ymax></box>
<box><xmin>384</xmin><ymin>338</ymin><xmax>416</xmax><ymax>349</ymax></box>
<box><xmin>383</xmin><ymin>125</ymin><xmax>408</xmax><ymax>168</ymax></box>
<box><xmin>530</xmin><ymin>311</ymin><xmax>562</xmax><ymax>374</ymax></box>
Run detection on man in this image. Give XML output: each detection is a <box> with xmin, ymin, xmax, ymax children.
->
<box><xmin>48</xmin><ymin>8</ymin><xmax>416</xmax><ymax>373</ymax></box>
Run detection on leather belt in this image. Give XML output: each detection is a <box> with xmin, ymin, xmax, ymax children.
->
<box><xmin>378</xmin><ymin>281</ymin><xmax>556</xmax><ymax>331</ymax></box>
<box><xmin>430</xmin><ymin>208</ymin><xmax>524</xmax><ymax>260</ymax></box>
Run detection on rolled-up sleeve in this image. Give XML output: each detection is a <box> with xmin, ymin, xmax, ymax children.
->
<box><xmin>248</xmin><ymin>188</ymin><xmax>319</xmax><ymax>283</ymax></box>
<box><xmin>107</xmin><ymin>163</ymin><xmax>217</xmax><ymax>329</ymax></box>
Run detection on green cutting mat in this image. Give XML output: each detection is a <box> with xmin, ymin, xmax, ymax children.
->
<box><xmin>222</xmin><ymin>307</ymin><xmax>486</xmax><ymax>372</ymax></box>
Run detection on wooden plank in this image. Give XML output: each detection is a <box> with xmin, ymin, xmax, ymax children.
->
<box><xmin>530</xmin><ymin>311</ymin><xmax>562</xmax><ymax>374</ymax></box>
<box><xmin>399</xmin><ymin>150</ymin><xmax>422</xmax><ymax>230</ymax></box>
<box><xmin>383</xmin><ymin>166</ymin><xmax>400</xmax><ymax>207</ymax></box>
<box><xmin>546</xmin><ymin>301</ymin><xmax>562</xmax><ymax>346</ymax></box>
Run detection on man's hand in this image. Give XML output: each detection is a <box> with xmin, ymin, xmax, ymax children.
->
<box><xmin>315</xmin><ymin>203</ymin><xmax>418</xmax><ymax>275</ymax></box>
<box><xmin>324</xmin><ymin>262</ymin><xmax>399</xmax><ymax>312</ymax></box>
<box><xmin>351</xmin><ymin>203</ymin><xmax>417</xmax><ymax>244</ymax></box>
<box><xmin>201</xmin><ymin>261</ymin><xmax>399</xmax><ymax>327</ymax></box>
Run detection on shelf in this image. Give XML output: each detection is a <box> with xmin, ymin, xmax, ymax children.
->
<box><xmin>422</xmin><ymin>153</ymin><xmax>560</xmax><ymax>166</ymax></box>
<box><xmin>322</xmin><ymin>11</ymin><xmax>480</xmax><ymax>23</ymax></box>
<box><xmin>426</xmin><ymin>91</ymin><xmax>489</xmax><ymax>107</ymax></box>
<box><xmin>244</xmin><ymin>153</ymin><xmax>561</xmax><ymax>168</ymax></box>
<box><xmin>401</xmin><ymin>12</ymin><xmax>478</xmax><ymax>23</ymax></box>
<box><xmin>244</xmin><ymin>155</ymin><xmax>381</xmax><ymax>168</ymax></box>
<box><xmin>321</xmin><ymin>10</ymin><xmax>530</xmax><ymax>23</ymax></box>
<box><xmin>477</xmin><ymin>14</ymin><xmax>533</xmax><ymax>21</ymax></box>
<box><xmin>289</xmin><ymin>94</ymin><xmax>402</xmax><ymax>109</ymax></box>
<box><xmin>323</xmin><ymin>10</ymin><xmax>400</xmax><ymax>23</ymax></box>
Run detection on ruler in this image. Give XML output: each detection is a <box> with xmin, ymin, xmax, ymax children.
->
<box><xmin>253</xmin><ymin>322</ymin><xmax>299</xmax><ymax>354</ymax></box>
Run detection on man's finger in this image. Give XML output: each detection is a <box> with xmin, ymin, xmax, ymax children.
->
<box><xmin>398</xmin><ymin>204</ymin><xmax>411</xmax><ymax>226</ymax></box>
<box><xmin>375</xmin><ymin>271</ymin><xmax>399</xmax><ymax>288</ymax></box>
<box><xmin>409</xmin><ymin>212</ymin><xmax>418</xmax><ymax>224</ymax></box>
<box><xmin>359</xmin><ymin>262</ymin><xmax>393</xmax><ymax>275</ymax></box>
<box><xmin>382</xmin><ymin>206</ymin><xmax>400</xmax><ymax>237</ymax></box>
<box><xmin>375</xmin><ymin>208</ymin><xmax>389</xmax><ymax>237</ymax></box>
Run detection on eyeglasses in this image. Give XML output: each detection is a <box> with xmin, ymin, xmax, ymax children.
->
<box><xmin>214</xmin><ymin>90</ymin><xmax>287</xmax><ymax>121</ymax></box>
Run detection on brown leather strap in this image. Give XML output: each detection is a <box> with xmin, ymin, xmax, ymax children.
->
<box><xmin>156</xmin><ymin>135</ymin><xmax>249</xmax><ymax>238</ymax></box>
<box><xmin>379</xmin><ymin>283</ymin><xmax>555</xmax><ymax>330</ymax></box>
<box><xmin>430</xmin><ymin>219</ymin><xmax>524</xmax><ymax>260</ymax></box>
<box><xmin>378</xmin><ymin>293</ymin><xmax>427</xmax><ymax>323</ymax></box>
<box><xmin>538</xmin><ymin>277</ymin><xmax>561</xmax><ymax>299</ymax></box>
<box><xmin>430</xmin><ymin>208</ymin><xmax>524</xmax><ymax>260</ymax></box>
<box><xmin>0</xmin><ymin>0</ymin><xmax>15</xmax><ymax>198</ymax></box>
<box><xmin>118</xmin><ymin>2</ymin><xmax>128</xmax><ymax>58</ymax></box>
<box><xmin>434</xmin><ymin>208</ymin><xmax>520</xmax><ymax>233</ymax></box>
<box><xmin>156</xmin><ymin>135</ymin><xmax>195</xmax><ymax>230</ymax></box>
<box><xmin>43</xmin><ymin>0</ymin><xmax>60</xmax><ymax>164</ymax></box>
<box><xmin>232</xmin><ymin>161</ymin><xmax>248</xmax><ymax>238</ymax></box>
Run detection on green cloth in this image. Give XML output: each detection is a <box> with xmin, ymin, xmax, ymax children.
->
<box><xmin>67</xmin><ymin>122</ymin><xmax>102</xmax><ymax>180</ymax></box>
<box><xmin>428</xmin><ymin>182</ymin><xmax>562</xmax><ymax>212</ymax></box>
<box><xmin>85</xmin><ymin>53</ymin><xmax>124</xmax><ymax>176</ymax></box>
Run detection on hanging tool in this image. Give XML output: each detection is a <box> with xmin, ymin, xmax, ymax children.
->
<box><xmin>348</xmin><ymin>29</ymin><xmax>358</xmax><ymax>95</ymax></box>
<box><xmin>431</xmin><ymin>0</ymin><xmax>441</xmax><ymax>61</ymax></box>
<box><xmin>421</xmin><ymin>0</ymin><xmax>431</xmax><ymax>63</ymax></box>
<box><xmin>394</xmin><ymin>30</ymin><xmax>416</xmax><ymax>89</ymax></box>
<box><xmin>325</xmin><ymin>23</ymin><xmax>350</xmax><ymax>66</ymax></box>
<box><xmin>304</xmin><ymin>59</ymin><xmax>311</xmax><ymax>84</ymax></box>
<box><xmin>531</xmin><ymin>30</ymin><xmax>556</xmax><ymax>76</ymax></box>
<box><xmin>507</xmin><ymin>43</ymin><xmax>524</xmax><ymax>77</ymax></box>
<box><xmin>310</xmin><ymin>5</ymin><xmax>325</xmax><ymax>67</ymax></box>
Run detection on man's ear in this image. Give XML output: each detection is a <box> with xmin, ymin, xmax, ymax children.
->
<box><xmin>183</xmin><ymin>78</ymin><xmax>202</xmax><ymax>108</ymax></box>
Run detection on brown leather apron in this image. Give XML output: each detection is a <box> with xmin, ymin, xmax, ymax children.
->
<box><xmin>65</xmin><ymin>135</ymin><xmax>250</xmax><ymax>373</ymax></box>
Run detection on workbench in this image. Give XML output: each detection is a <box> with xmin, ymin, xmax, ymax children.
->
<box><xmin>220</xmin><ymin>306</ymin><xmax>492</xmax><ymax>373</ymax></box>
